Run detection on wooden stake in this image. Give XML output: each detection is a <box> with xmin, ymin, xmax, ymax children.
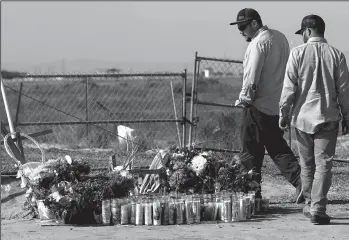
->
<box><xmin>170</xmin><ymin>81</ymin><xmax>182</xmax><ymax>148</ymax></box>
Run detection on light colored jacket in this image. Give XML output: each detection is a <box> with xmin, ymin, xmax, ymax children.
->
<box><xmin>238</xmin><ymin>25</ymin><xmax>290</xmax><ymax>115</ymax></box>
<box><xmin>279</xmin><ymin>37</ymin><xmax>349</xmax><ymax>134</ymax></box>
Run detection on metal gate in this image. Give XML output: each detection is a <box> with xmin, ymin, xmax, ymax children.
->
<box><xmin>188</xmin><ymin>52</ymin><xmax>244</xmax><ymax>151</ymax></box>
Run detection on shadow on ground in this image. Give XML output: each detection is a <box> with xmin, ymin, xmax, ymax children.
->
<box><xmin>266</xmin><ymin>205</ymin><xmax>302</xmax><ymax>215</ymax></box>
<box><xmin>328</xmin><ymin>199</ymin><xmax>349</xmax><ymax>205</ymax></box>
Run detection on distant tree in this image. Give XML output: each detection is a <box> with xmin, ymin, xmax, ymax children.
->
<box><xmin>106</xmin><ymin>68</ymin><xmax>121</xmax><ymax>73</ymax></box>
<box><xmin>1</xmin><ymin>70</ymin><xmax>27</xmax><ymax>79</ymax></box>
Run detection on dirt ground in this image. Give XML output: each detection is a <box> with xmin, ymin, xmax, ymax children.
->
<box><xmin>2</xmin><ymin>148</ymin><xmax>349</xmax><ymax>240</ymax></box>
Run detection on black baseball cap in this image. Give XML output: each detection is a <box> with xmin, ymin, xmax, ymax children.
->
<box><xmin>229</xmin><ymin>8</ymin><xmax>261</xmax><ymax>28</ymax></box>
<box><xmin>295</xmin><ymin>14</ymin><xmax>325</xmax><ymax>34</ymax></box>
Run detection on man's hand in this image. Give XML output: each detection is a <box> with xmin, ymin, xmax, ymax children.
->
<box><xmin>279</xmin><ymin>115</ymin><xmax>290</xmax><ymax>131</ymax></box>
<box><xmin>342</xmin><ymin>120</ymin><xmax>349</xmax><ymax>136</ymax></box>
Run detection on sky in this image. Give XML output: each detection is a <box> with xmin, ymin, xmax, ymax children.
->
<box><xmin>2</xmin><ymin>1</ymin><xmax>349</xmax><ymax>73</ymax></box>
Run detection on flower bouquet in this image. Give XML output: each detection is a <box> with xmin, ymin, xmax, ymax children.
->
<box><xmin>20</xmin><ymin>155</ymin><xmax>91</xmax><ymax>221</ymax></box>
<box><xmin>20</xmin><ymin>155</ymin><xmax>136</xmax><ymax>224</ymax></box>
<box><xmin>164</xmin><ymin>147</ymin><xmax>260</xmax><ymax>195</ymax></box>
<box><xmin>71</xmin><ymin>170</ymin><xmax>136</xmax><ymax>223</ymax></box>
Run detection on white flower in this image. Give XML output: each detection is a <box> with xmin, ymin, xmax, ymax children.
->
<box><xmin>1</xmin><ymin>184</ymin><xmax>11</xmax><ymax>193</ymax></box>
<box><xmin>65</xmin><ymin>155</ymin><xmax>72</xmax><ymax>165</ymax></box>
<box><xmin>120</xmin><ymin>170</ymin><xmax>128</xmax><ymax>177</ymax></box>
<box><xmin>49</xmin><ymin>190</ymin><xmax>62</xmax><ymax>202</ymax></box>
<box><xmin>17</xmin><ymin>162</ymin><xmax>45</xmax><ymax>187</ymax></box>
<box><xmin>26</xmin><ymin>164</ymin><xmax>48</xmax><ymax>184</ymax></box>
<box><xmin>191</xmin><ymin>154</ymin><xmax>207</xmax><ymax>175</ymax></box>
<box><xmin>25</xmin><ymin>187</ymin><xmax>33</xmax><ymax>198</ymax></box>
<box><xmin>247</xmin><ymin>169</ymin><xmax>254</xmax><ymax>179</ymax></box>
<box><xmin>57</xmin><ymin>181</ymin><xmax>72</xmax><ymax>193</ymax></box>
<box><xmin>172</xmin><ymin>153</ymin><xmax>185</xmax><ymax>160</ymax></box>
<box><xmin>5</xmin><ymin>185</ymin><xmax>11</xmax><ymax>192</ymax></box>
<box><xmin>113</xmin><ymin>165</ymin><xmax>123</xmax><ymax>172</ymax></box>
<box><xmin>214</xmin><ymin>182</ymin><xmax>221</xmax><ymax>191</ymax></box>
<box><xmin>166</xmin><ymin>169</ymin><xmax>172</xmax><ymax>176</ymax></box>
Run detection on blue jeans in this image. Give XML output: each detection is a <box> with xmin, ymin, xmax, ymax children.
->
<box><xmin>295</xmin><ymin>121</ymin><xmax>339</xmax><ymax>216</ymax></box>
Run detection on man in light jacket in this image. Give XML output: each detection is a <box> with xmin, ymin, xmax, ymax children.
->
<box><xmin>279</xmin><ymin>14</ymin><xmax>349</xmax><ymax>225</ymax></box>
<box><xmin>230</xmin><ymin>8</ymin><xmax>304</xmax><ymax>203</ymax></box>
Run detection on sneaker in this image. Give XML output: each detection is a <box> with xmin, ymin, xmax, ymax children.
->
<box><xmin>310</xmin><ymin>214</ymin><xmax>330</xmax><ymax>225</ymax></box>
<box><xmin>296</xmin><ymin>184</ymin><xmax>305</xmax><ymax>204</ymax></box>
<box><xmin>303</xmin><ymin>205</ymin><xmax>311</xmax><ymax>218</ymax></box>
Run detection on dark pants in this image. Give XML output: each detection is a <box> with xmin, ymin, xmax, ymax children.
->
<box><xmin>240</xmin><ymin>105</ymin><xmax>301</xmax><ymax>196</ymax></box>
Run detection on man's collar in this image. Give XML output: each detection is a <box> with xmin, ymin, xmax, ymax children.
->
<box><xmin>252</xmin><ymin>25</ymin><xmax>269</xmax><ymax>40</ymax></box>
<box><xmin>308</xmin><ymin>37</ymin><xmax>328</xmax><ymax>43</ymax></box>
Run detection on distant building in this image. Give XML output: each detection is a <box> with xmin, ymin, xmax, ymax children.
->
<box><xmin>204</xmin><ymin>69</ymin><xmax>210</xmax><ymax>78</ymax></box>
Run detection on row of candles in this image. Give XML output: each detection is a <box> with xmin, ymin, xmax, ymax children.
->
<box><xmin>101</xmin><ymin>191</ymin><xmax>269</xmax><ymax>226</ymax></box>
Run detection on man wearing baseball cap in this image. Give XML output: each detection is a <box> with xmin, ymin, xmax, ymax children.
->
<box><xmin>279</xmin><ymin>14</ymin><xmax>349</xmax><ymax>225</ymax></box>
<box><xmin>230</xmin><ymin>8</ymin><xmax>304</xmax><ymax>204</ymax></box>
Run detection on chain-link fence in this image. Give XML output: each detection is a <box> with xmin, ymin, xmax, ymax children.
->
<box><xmin>1</xmin><ymin>72</ymin><xmax>187</xmax><ymax>150</ymax></box>
<box><xmin>188</xmin><ymin>53</ymin><xmax>244</xmax><ymax>150</ymax></box>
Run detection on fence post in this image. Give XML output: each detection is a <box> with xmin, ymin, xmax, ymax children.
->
<box><xmin>188</xmin><ymin>51</ymin><xmax>198</xmax><ymax>147</ymax></box>
<box><xmin>1</xmin><ymin>79</ymin><xmax>16</xmax><ymax>138</ymax></box>
<box><xmin>288</xmin><ymin>125</ymin><xmax>292</xmax><ymax>149</ymax></box>
<box><xmin>85</xmin><ymin>77</ymin><xmax>89</xmax><ymax>138</ymax></box>
<box><xmin>15</xmin><ymin>82</ymin><xmax>23</xmax><ymax>125</ymax></box>
<box><xmin>182</xmin><ymin>69</ymin><xmax>187</xmax><ymax>148</ymax></box>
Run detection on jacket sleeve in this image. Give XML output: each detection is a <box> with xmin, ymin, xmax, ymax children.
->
<box><xmin>238</xmin><ymin>42</ymin><xmax>266</xmax><ymax>104</ymax></box>
<box><xmin>279</xmin><ymin>50</ymin><xmax>298</xmax><ymax>117</ymax></box>
<box><xmin>335</xmin><ymin>53</ymin><xmax>349</xmax><ymax>124</ymax></box>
